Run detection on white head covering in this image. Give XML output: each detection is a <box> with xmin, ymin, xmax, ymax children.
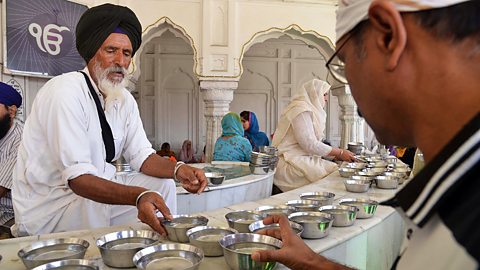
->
<box><xmin>272</xmin><ymin>79</ymin><xmax>330</xmax><ymax>147</ymax></box>
<box><xmin>336</xmin><ymin>0</ymin><xmax>473</xmax><ymax>42</ymax></box>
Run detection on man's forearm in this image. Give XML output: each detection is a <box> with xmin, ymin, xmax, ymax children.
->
<box><xmin>69</xmin><ymin>174</ymin><xmax>145</xmax><ymax>205</ymax></box>
<box><xmin>140</xmin><ymin>154</ymin><xmax>175</xmax><ymax>178</ymax></box>
<box><xmin>0</xmin><ymin>186</ymin><xmax>8</xmax><ymax>198</ymax></box>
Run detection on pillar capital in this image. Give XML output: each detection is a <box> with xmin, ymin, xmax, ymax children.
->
<box><xmin>200</xmin><ymin>80</ymin><xmax>238</xmax><ymax>162</ymax></box>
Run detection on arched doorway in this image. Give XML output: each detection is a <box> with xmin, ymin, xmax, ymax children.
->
<box><xmin>134</xmin><ymin>24</ymin><xmax>201</xmax><ymax>155</ymax></box>
<box><xmin>235</xmin><ymin>27</ymin><xmax>342</xmax><ymax>145</ymax></box>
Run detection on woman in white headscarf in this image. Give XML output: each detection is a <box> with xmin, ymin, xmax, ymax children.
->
<box><xmin>272</xmin><ymin>79</ymin><xmax>355</xmax><ymax>192</ymax></box>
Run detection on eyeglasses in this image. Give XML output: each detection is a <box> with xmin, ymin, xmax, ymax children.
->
<box><xmin>325</xmin><ymin>33</ymin><xmax>353</xmax><ymax>84</ymax></box>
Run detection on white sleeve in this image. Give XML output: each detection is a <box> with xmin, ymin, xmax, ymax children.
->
<box><xmin>121</xmin><ymin>94</ymin><xmax>155</xmax><ymax>171</ymax></box>
<box><xmin>291</xmin><ymin>111</ymin><xmax>332</xmax><ymax>156</ymax></box>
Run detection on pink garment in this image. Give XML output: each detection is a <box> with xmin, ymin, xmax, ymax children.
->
<box><xmin>179</xmin><ymin>140</ymin><xmax>196</xmax><ymax>163</ymax></box>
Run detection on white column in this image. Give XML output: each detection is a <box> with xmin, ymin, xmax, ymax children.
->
<box><xmin>330</xmin><ymin>84</ymin><xmax>365</xmax><ymax>149</ymax></box>
<box><xmin>200</xmin><ymin>80</ymin><xmax>238</xmax><ymax>162</ymax></box>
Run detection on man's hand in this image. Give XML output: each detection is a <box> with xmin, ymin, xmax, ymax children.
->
<box><xmin>136</xmin><ymin>191</ymin><xmax>173</xmax><ymax>236</ymax></box>
<box><xmin>251</xmin><ymin>215</ymin><xmax>352</xmax><ymax>270</ymax></box>
<box><xmin>176</xmin><ymin>166</ymin><xmax>208</xmax><ymax>194</ymax></box>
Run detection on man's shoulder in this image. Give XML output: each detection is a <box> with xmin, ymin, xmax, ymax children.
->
<box><xmin>38</xmin><ymin>71</ymin><xmax>87</xmax><ymax>100</ymax></box>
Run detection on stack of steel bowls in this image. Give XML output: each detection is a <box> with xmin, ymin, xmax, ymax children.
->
<box><xmin>347</xmin><ymin>142</ymin><xmax>364</xmax><ymax>155</ymax></box>
<box><xmin>259</xmin><ymin>146</ymin><xmax>279</xmax><ymax>171</ymax></box>
<box><xmin>249</xmin><ymin>152</ymin><xmax>272</xmax><ymax>175</ymax></box>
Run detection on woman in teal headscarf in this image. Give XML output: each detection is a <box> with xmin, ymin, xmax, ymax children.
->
<box><xmin>213</xmin><ymin>112</ymin><xmax>252</xmax><ymax>162</ymax></box>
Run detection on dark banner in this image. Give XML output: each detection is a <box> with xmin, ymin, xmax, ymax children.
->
<box><xmin>5</xmin><ymin>0</ymin><xmax>87</xmax><ymax>77</ymax></box>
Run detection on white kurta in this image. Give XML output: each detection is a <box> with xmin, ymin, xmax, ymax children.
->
<box><xmin>12</xmin><ymin>68</ymin><xmax>175</xmax><ymax>236</ymax></box>
<box><xmin>272</xmin><ymin>79</ymin><xmax>338</xmax><ymax>192</ymax></box>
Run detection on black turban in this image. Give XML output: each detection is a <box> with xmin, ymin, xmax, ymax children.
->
<box><xmin>76</xmin><ymin>4</ymin><xmax>142</xmax><ymax>64</ymax></box>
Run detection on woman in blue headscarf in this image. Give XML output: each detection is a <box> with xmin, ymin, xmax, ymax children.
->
<box><xmin>213</xmin><ymin>112</ymin><xmax>252</xmax><ymax>162</ymax></box>
<box><xmin>240</xmin><ymin>111</ymin><xmax>270</xmax><ymax>152</ymax></box>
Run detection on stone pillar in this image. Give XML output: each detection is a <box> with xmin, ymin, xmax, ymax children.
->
<box><xmin>330</xmin><ymin>84</ymin><xmax>365</xmax><ymax>149</ymax></box>
<box><xmin>200</xmin><ymin>80</ymin><xmax>238</xmax><ymax>162</ymax></box>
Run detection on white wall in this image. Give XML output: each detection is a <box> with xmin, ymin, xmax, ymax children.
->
<box><xmin>0</xmin><ymin>0</ymin><xmax>343</xmax><ymax>149</ymax></box>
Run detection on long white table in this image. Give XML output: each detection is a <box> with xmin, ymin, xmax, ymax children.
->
<box><xmin>0</xmin><ymin>171</ymin><xmax>405</xmax><ymax>270</ymax></box>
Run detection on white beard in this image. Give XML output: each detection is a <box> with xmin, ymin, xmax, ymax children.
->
<box><xmin>93</xmin><ymin>62</ymin><xmax>128</xmax><ymax>105</ymax></box>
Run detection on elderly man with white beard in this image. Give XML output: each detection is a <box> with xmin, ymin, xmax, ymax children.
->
<box><xmin>12</xmin><ymin>4</ymin><xmax>207</xmax><ymax>237</ymax></box>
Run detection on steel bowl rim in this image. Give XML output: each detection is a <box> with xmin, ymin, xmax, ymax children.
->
<box><xmin>95</xmin><ymin>230</ymin><xmax>160</xmax><ymax>248</ymax></box>
<box><xmin>299</xmin><ymin>191</ymin><xmax>335</xmax><ymax>200</ymax></box>
<box><xmin>30</xmin><ymin>259</ymin><xmax>98</xmax><ymax>270</ymax></box>
<box><xmin>319</xmin><ymin>205</ymin><xmax>358</xmax><ymax>213</ymax></box>
<box><xmin>133</xmin><ymin>243</ymin><xmax>204</xmax><ymax>269</ymax></box>
<box><xmin>248</xmin><ymin>220</ymin><xmax>303</xmax><ymax>235</ymax></box>
<box><xmin>204</xmin><ymin>172</ymin><xmax>225</xmax><ymax>178</ymax></box>
<box><xmin>285</xmin><ymin>199</ymin><xmax>320</xmax><ymax>207</ymax></box>
<box><xmin>186</xmin><ymin>226</ymin><xmax>238</xmax><ymax>239</ymax></box>
<box><xmin>338</xmin><ymin>198</ymin><xmax>379</xmax><ymax>206</ymax></box>
<box><xmin>161</xmin><ymin>214</ymin><xmax>209</xmax><ymax>226</ymax></box>
<box><xmin>18</xmin><ymin>238</ymin><xmax>90</xmax><ymax>258</ymax></box>
<box><xmin>219</xmin><ymin>233</ymin><xmax>283</xmax><ymax>252</ymax></box>
<box><xmin>287</xmin><ymin>211</ymin><xmax>335</xmax><ymax>222</ymax></box>
<box><xmin>225</xmin><ymin>210</ymin><xmax>264</xmax><ymax>223</ymax></box>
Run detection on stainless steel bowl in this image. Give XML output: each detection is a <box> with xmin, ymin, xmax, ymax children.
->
<box><xmin>375</xmin><ymin>175</ymin><xmax>399</xmax><ymax>189</ymax></box>
<box><xmin>249</xmin><ymin>164</ymin><xmax>270</xmax><ymax>174</ymax></box>
<box><xmin>161</xmin><ymin>215</ymin><xmax>209</xmax><ymax>243</ymax></box>
<box><xmin>357</xmin><ymin>170</ymin><xmax>381</xmax><ymax>177</ymax></box>
<box><xmin>351</xmin><ymin>175</ymin><xmax>375</xmax><ymax>181</ymax></box>
<box><xmin>31</xmin><ymin>259</ymin><xmax>98</xmax><ymax>270</ymax></box>
<box><xmin>186</xmin><ymin>226</ymin><xmax>238</xmax><ymax>257</ymax></box>
<box><xmin>344</xmin><ymin>179</ymin><xmax>370</xmax><ymax>193</ymax></box>
<box><xmin>286</xmin><ymin>200</ymin><xmax>321</xmax><ymax>212</ymax></box>
<box><xmin>18</xmin><ymin>238</ymin><xmax>89</xmax><ymax>269</ymax></box>
<box><xmin>319</xmin><ymin>205</ymin><xmax>358</xmax><ymax>227</ymax></box>
<box><xmin>391</xmin><ymin>166</ymin><xmax>412</xmax><ymax>174</ymax></box>
<box><xmin>225</xmin><ymin>210</ymin><xmax>265</xmax><ymax>233</ymax></box>
<box><xmin>259</xmin><ymin>146</ymin><xmax>278</xmax><ymax>156</ymax></box>
<box><xmin>204</xmin><ymin>172</ymin><xmax>225</xmax><ymax>186</ymax></box>
<box><xmin>96</xmin><ymin>230</ymin><xmax>161</xmax><ymax>268</ymax></box>
<box><xmin>299</xmin><ymin>192</ymin><xmax>335</xmax><ymax>206</ymax></box>
<box><xmin>288</xmin><ymin>212</ymin><xmax>334</xmax><ymax>239</ymax></box>
<box><xmin>338</xmin><ymin>167</ymin><xmax>357</xmax><ymax>178</ymax></box>
<box><xmin>248</xmin><ymin>220</ymin><xmax>303</xmax><ymax>236</ymax></box>
<box><xmin>366</xmin><ymin>161</ymin><xmax>388</xmax><ymax>168</ymax></box>
<box><xmin>343</xmin><ymin>162</ymin><xmax>367</xmax><ymax>169</ymax></box>
<box><xmin>362</xmin><ymin>167</ymin><xmax>387</xmax><ymax>175</ymax></box>
<box><xmin>383</xmin><ymin>171</ymin><xmax>408</xmax><ymax>184</ymax></box>
<box><xmin>347</xmin><ymin>142</ymin><xmax>364</xmax><ymax>155</ymax></box>
<box><xmin>220</xmin><ymin>233</ymin><xmax>282</xmax><ymax>270</ymax></box>
<box><xmin>255</xmin><ymin>205</ymin><xmax>296</xmax><ymax>217</ymax></box>
<box><xmin>133</xmin><ymin>243</ymin><xmax>203</xmax><ymax>270</ymax></box>
<box><xmin>339</xmin><ymin>198</ymin><xmax>378</xmax><ymax>219</ymax></box>
<box><xmin>388</xmin><ymin>162</ymin><xmax>408</xmax><ymax>169</ymax></box>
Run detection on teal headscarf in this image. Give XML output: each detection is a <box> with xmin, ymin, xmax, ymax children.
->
<box><xmin>221</xmin><ymin>112</ymin><xmax>244</xmax><ymax>137</ymax></box>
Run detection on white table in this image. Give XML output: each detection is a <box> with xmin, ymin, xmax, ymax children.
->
<box><xmin>0</xmin><ymin>171</ymin><xmax>406</xmax><ymax>270</ymax></box>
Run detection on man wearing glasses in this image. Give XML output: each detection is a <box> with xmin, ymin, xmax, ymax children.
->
<box><xmin>251</xmin><ymin>0</ymin><xmax>479</xmax><ymax>269</ymax></box>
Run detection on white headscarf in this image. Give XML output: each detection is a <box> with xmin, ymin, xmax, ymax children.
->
<box><xmin>336</xmin><ymin>0</ymin><xmax>472</xmax><ymax>42</ymax></box>
<box><xmin>272</xmin><ymin>79</ymin><xmax>330</xmax><ymax>146</ymax></box>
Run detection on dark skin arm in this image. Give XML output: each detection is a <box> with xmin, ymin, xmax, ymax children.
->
<box><xmin>252</xmin><ymin>215</ymin><xmax>354</xmax><ymax>270</ymax></box>
<box><xmin>0</xmin><ymin>186</ymin><xmax>8</xmax><ymax>198</ymax></box>
<box><xmin>69</xmin><ymin>153</ymin><xmax>208</xmax><ymax>235</ymax></box>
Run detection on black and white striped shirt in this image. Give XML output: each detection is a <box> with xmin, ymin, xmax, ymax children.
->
<box><xmin>0</xmin><ymin>121</ymin><xmax>23</xmax><ymax>225</ymax></box>
<box><xmin>384</xmin><ymin>113</ymin><xmax>479</xmax><ymax>269</ymax></box>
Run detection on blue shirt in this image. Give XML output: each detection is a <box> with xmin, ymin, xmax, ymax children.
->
<box><xmin>213</xmin><ymin>136</ymin><xmax>252</xmax><ymax>162</ymax></box>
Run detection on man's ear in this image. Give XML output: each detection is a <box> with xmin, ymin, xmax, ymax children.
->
<box><xmin>369</xmin><ymin>1</ymin><xmax>407</xmax><ymax>71</ymax></box>
<box><xmin>8</xmin><ymin>105</ymin><xmax>17</xmax><ymax>118</ymax></box>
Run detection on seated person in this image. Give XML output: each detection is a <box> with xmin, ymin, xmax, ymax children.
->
<box><xmin>179</xmin><ymin>140</ymin><xmax>197</xmax><ymax>163</ymax></box>
<box><xmin>0</xmin><ymin>82</ymin><xmax>23</xmax><ymax>229</ymax></box>
<box><xmin>272</xmin><ymin>79</ymin><xmax>355</xmax><ymax>192</ymax></box>
<box><xmin>156</xmin><ymin>142</ymin><xmax>176</xmax><ymax>162</ymax></box>
<box><xmin>213</xmin><ymin>112</ymin><xmax>252</xmax><ymax>162</ymax></box>
<box><xmin>240</xmin><ymin>111</ymin><xmax>270</xmax><ymax>152</ymax></box>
